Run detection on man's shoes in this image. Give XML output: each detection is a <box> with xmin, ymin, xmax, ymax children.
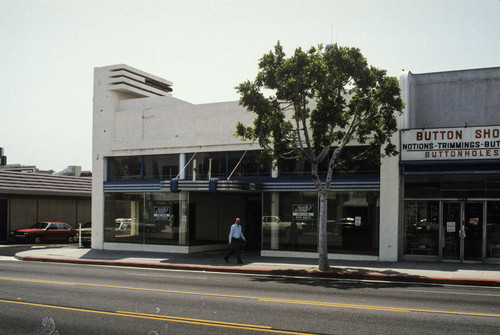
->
<box><xmin>224</xmin><ymin>257</ymin><xmax>229</xmax><ymax>263</ymax></box>
<box><xmin>237</xmin><ymin>261</ymin><xmax>243</xmax><ymax>264</ymax></box>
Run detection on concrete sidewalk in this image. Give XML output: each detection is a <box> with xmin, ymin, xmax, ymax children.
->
<box><xmin>14</xmin><ymin>245</ymin><xmax>500</xmax><ymax>286</ymax></box>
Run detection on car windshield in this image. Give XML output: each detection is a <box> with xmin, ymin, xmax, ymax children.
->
<box><xmin>31</xmin><ymin>222</ymin><xmax>49</xmax><ymax>229</ymax></box>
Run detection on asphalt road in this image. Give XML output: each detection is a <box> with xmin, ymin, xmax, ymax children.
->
<box><xmin>0</xmin><ymin>252</ymin><xmax>500</xmax><ymax>335</ymax></box>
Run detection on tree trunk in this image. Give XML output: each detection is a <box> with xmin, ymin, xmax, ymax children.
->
<box><xmin>318</xmin><ymin>188</ymin><xmax>330</xmax><ymax>271</ymax></box>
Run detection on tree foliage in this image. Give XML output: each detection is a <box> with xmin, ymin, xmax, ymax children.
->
<box><xmin>235</xmin><ymin>42</ymin><xmax>403</xmax><ymax>270</ymax></box>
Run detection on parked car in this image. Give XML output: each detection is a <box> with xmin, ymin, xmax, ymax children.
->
<box><xmin>10</xmin><ymin>222</ymin><xmax>77</xmax><ymax>244</ymax></box>
<box><xmin>262</xmin><ymin>216</ymin><xmax>309</xmax><ymax>236</ymax></box>
<box><xmin>114</xmin><ymin>218</ymin><xmax>156</xmax><ymax>233</ymax></box>
<box><xmin>77</xmin><ymin>222</ymin><xmax>92</xmax><ymax>247</ymax></box>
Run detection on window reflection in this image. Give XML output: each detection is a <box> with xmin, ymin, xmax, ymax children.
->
<box><xmin>104</xmin><ymin>192</ymin><xmax>181</xmax><ymax>245</ymax></box>
<box><xmin>143</xmin><ymin>155</ymin><xmax>178</xmax><ymax>180</ymax></box>
<box><xmin>487</xmin><ymin>201</ymin><xmax>500</xmax><ymax>258</ymax></box>
<box><xmin>262</xmin><ymin>191</ymin><xmax>379</xmax><ymax>255</ymax></box>
<box><xmin>404</xmin><ymin>201</ymin><xmax>439</xmax><ymax>256</ymax></box>
<box><xmin>108</xmin><ymin>156</ymin><xmax>142</xmax><ymax>180</ymax></box>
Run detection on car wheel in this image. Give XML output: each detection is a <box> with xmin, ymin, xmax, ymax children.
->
<box><xmin>34</xmin><ymin>236</ymin><xmax>43</xmax><ymax>244</ymax></box>
<box><xmin>67</xmin><ymin>235</ymin><xmax>75</xmax><ymax>243</ymax></box>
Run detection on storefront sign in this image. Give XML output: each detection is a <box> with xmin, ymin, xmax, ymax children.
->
<box><xmin>401</xmin><ymin>125</ymin><xmax>500</xmax><ymax>161</ymax></box>
<box><xmin>154</xmin><ymin>206</ymin><xmax>170</xmax><ymax>221</ymax></box>
<box><xmin>292</xmin><ymin>204</ymin><xmax>314</xmax><ymax>221</ymax></box>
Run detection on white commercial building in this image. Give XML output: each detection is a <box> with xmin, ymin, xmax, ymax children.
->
<box><xmin>92</xmin><ymin>64</ymin><xmax>500</xmax><ymax>264</ymax></box>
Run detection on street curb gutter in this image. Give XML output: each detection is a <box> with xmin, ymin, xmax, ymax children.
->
<box><xmin>18</xmin><ymin>256</ymin><xmax>500</xmax><ymax>287</ymax></box>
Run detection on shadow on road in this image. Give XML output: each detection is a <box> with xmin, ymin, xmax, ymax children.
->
<box><xmin>246</xmin><ymin>271</ymin><xmax>442</xmax><ymax>290</ymax></box>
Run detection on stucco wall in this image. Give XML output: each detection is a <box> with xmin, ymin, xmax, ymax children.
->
<box><xmin>9</xmin><ymin>197</ymin><xmax>91</xmax><ymax>231</ymax></box>
<box><xmin>409</xmin><ymin>67</ymin><xmax>500</xmax><ymax>128</ymax></box>
<box><xmin>9</xmin><ymin>198</ymin><xmax>37</xmax><ymax>230</ymax></box>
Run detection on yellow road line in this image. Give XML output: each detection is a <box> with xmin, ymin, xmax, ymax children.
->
<box><xmin>1</xmin><ymin>276</ymin><xmax>499</xmax><ymax>318</ymax></box>
<box><xmin>116</xmin><ymin>310</ymin><xmax>271</xmax><ymax>329</ymax></box>
<box><xmin>0</xmin><ymin>299</ymin><xmax>316</xmax><ymax>335</ymax></box>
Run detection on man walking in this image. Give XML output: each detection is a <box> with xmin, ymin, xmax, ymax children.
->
<box><xmin>224</xmin><ymin>218</ymin><xmax>246</xmax><ymax>264</ymax></box>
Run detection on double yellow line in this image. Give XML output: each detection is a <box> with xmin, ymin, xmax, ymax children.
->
<box><xmin>0</xmin><ymin>298</ymin><xmax>314</xmax><ymax>334</ymax></box>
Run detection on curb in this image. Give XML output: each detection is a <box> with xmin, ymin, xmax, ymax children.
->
<box><xmin>19</xmin><ymin>256</ymin><xmax>500</xmax><ymax>287</ymax></box>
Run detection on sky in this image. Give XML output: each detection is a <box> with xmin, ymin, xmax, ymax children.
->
<box><xmin>1</xmin><ymin>0</ymin><xmax>499</xmax><ymax>172</ymax></box>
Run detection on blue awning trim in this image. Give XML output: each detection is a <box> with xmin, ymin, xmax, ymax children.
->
<box><xmin>209</xmin><ymin>178</ymin><xmax>219</xmax><ymax>193</ymax></box>
<box><xmin>216</xmin><ymin>180</ymin><xmax>262</xmax><ymax>191</ymax></box>
<box><xmin>104</xmin><ymin>180</ymin><xmax>162</xmax><ymax>192</ymax></box>
<box><xmin>261</xmin><ymin>176</ymin><xmax>379</xmax><ymax>192</ymax></box>
<box><xmin>170</xmin><ymin>178</ymin><xmax>180</xmax><ymax>193</ymax></box>
<box><xmin>106</xmin><ymin>175</ymin><xmax>380</xmax><ymax>193</ymax></box>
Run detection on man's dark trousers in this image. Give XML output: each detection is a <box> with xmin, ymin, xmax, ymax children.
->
<box><xmin>225</xmin><ymin>238</ymin><xmax>243</xmax><ymax>263</ymax></box>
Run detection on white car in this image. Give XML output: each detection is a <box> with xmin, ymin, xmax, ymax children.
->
<box><xmin>114</xmin><ymin>218</ymin><xmax>156</xmax><ymax>233</ymax></box>
<box><xmin>262</xmin><ymin>216</ymin><xmax>309</xmax><ymax>236</ymax></box>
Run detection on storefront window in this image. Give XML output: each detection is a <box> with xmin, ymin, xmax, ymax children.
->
<box><xmin>278</xmin><ymin>146</ymin><xmax>379</xmax><ymax>177</ymax></box>
<box><xmin>404</xmin><ymin>201</ymin><xmax>439</xmax><ymax>256</ymax></box>
<box><xmin>143</xmin><ymin>154</ymin><xmax>178</xmax><ymax>180</ymax></box>
<box><xmin>108</xmin><ymin>156</ymin><xmax>142</xmax><ymax>180</ymax></box>
<box><xmin>262</xmin><ymin>191</ymin><xmax>379</xmax><ymax>255</ymax></box>
<box><xmin>186</xmin><ymin>150</ymin><xmax>269</xmax><ymax>180</ymax></box>
<box><xmin>104</xmin><ymin>192</ymin><xmax>185</xmax><ymax>245</ymax></box>
<box><xmin>227</xmin><ymin>150</ymin><xmax>269</xmax><ymax>177</ymax></box>
<box><xmin>187</xmin><ymin>152</ymin><xmax>226</xmax><ymax>179</ymax></box>
<box><xmin>487</xmin><ymin>201</ymin><xmax>500</xmax><ymax>259</ymax></box>
<box><xmin>104</xmin><ymin>193</ymin><xmax>144</xmax><ymax>243</ymax></box>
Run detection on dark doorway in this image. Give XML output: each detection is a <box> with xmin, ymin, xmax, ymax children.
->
<box><xmin>0</xmin><ymin>199</ymin><xmax>7</xmax><ymax>242</ymax></box>
<box><xmin>245</xmin><ymin>195</ymin><xmax>262</xmax><ymax>250</ymax></box>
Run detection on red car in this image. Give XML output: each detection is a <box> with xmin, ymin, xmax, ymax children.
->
<box><xmin>10</xmin><ymin>222</ymin><xmax>77</xmax><ymax>244</ymax></box>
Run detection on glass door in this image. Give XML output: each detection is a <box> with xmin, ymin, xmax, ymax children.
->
<box><xmin>441</xmin><ymin>202</ymin><xmax>484</xmax><ymax>262</ymax></box>
<box><xmin>463</xmin><ymin>202</ymin><xmax>483</xmax><ymax>261</ymax></box>
<box><xmin>442</xmin><ymin>202</ymin><xmax>461</xmax><ymax>261</ymax></box>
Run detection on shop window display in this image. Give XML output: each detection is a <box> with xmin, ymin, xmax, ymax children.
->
<box><xmin>262</xmin><ymin>191</ymin><xmax>379</xmax><ymax>255</ymax></box>
<box><xmin>104</xmin><ymin>192</ymin><xmax>183</xmax><ymax>245</ymax></box>
<box><xmin>404</xmin><ymin>201</ymin><xmax>439</xmax><ymax>256</ymax></box>
<box><xmin>487</xmin><ymin>201</ymin><xmax>500</xmax><ymax>258</ymax></box>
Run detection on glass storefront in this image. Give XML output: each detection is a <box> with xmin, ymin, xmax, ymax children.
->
<box><xmin>104</xmin><ymin>192</ymin><xmax>186</xmax><ymax>245</ymax></box>
<box><xmin>103</xmin><ymin>191</ymin><xmax>261</xmax><ymax>248</ymax></box>
<box><xmin>262</xmin><ymin>191</ymin><xmax>379</xmax><ymax>255</ymax></box>
<box><xmin>403</xmin><ymin>173</ymin><xmax>500</xmax><ymax>261</ymax></box>
<box><xmin>404</xmin><ymin>201</ymin><xmax>439</xmax><ymax>256</ymax></box>
<box><xmin>487</xmin><ymin>201</ymin><xmax>500</xmax><ymax>258</ymax></box>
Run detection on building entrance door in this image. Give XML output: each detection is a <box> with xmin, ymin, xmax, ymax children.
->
<box><xmin>442</xmin><ymin>202</ymin><xmax>483</xmax><ymax>262</ymax></box>
<box><xmin>0</xmin><ymin>199</ymin><xmax>7</xmax><ymax>242</ymax></box>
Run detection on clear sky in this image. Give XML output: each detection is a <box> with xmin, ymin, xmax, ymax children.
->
<box><xmin>1</xmin><ymin>0</ymin><xmax>499</xmax><ymax>172</ymax></box>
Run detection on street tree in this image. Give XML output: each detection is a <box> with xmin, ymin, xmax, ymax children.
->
<box><xmin>235</xmin><ymin>42</ymin><xmax>404</xmax><ymax>271</ymax></box>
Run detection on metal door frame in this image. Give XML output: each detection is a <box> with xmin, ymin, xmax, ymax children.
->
<box><xmin>440</xmin><ymin>201</ymin><xmax>485</xmax><ymax>263</ymax></box>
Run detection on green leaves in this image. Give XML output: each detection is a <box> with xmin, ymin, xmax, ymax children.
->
<box><xmin>235</xmin><ymin>41</ymin><xmax>404</xmax><ymax>173</ymax></box>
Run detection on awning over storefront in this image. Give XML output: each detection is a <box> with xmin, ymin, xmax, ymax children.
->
<box><xmin>162</xmin><ymin>178</ymin><xmax>261</xmax><ymax>193</ymax></box>
<box><xmin>261</xmin><ymin>175</ymin><xmax>380</xmax><ymax>192</ymax></box>
<box><xmin>104</xmin><ymin>175</ymin><xmax>380</xmax><ymax>193</ymax></box>
<box><xmin>103</xmin><ymin>180</ymin><xmax>162</xmax><ymax>192</ymax></box>
<box><xmin>401</xmin><ymin>160</ymin><xmax>500</xmax><ymax>175</ymax></box>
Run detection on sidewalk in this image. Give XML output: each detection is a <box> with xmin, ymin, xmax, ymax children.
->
<box><xmin>14</xmin><ymin>245</ymin><xmax>500</xmax><ymax>286</ymax></box>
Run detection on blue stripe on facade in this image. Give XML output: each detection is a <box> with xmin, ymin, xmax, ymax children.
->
<box><xmin>108</xmin><ymin>176</ymin><xmax>380</xmax><ymax>192</ymax></box>
<box><xmin>104</xmin><ymin>180</ymin><xmax>162</xmax><ymax>192</ymax></box>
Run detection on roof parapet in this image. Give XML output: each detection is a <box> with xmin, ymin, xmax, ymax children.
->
<box><xmin>97</xmin><ymin>64</ymin><xmax>173</xmax><ymax>98</ymax></box>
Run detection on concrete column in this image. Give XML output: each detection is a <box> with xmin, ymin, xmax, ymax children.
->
<box><xmin>179</xmin><ymin>192</ymin><xmax>189</xmax><ymax>245</ymax></box>
<box><xmin>179</xmin><ymin>154</ymin><xmax>187</xmax><ymax>179</ymax></box>
<box><xmin>378</xmin><ymin>71</ymin><xmax>410</xmax><ymax>261</ymax></box>
<box><xmin>379</xmin><ymin>154</ymin><xmax>400</xmax><ymax>261</ymax></box>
